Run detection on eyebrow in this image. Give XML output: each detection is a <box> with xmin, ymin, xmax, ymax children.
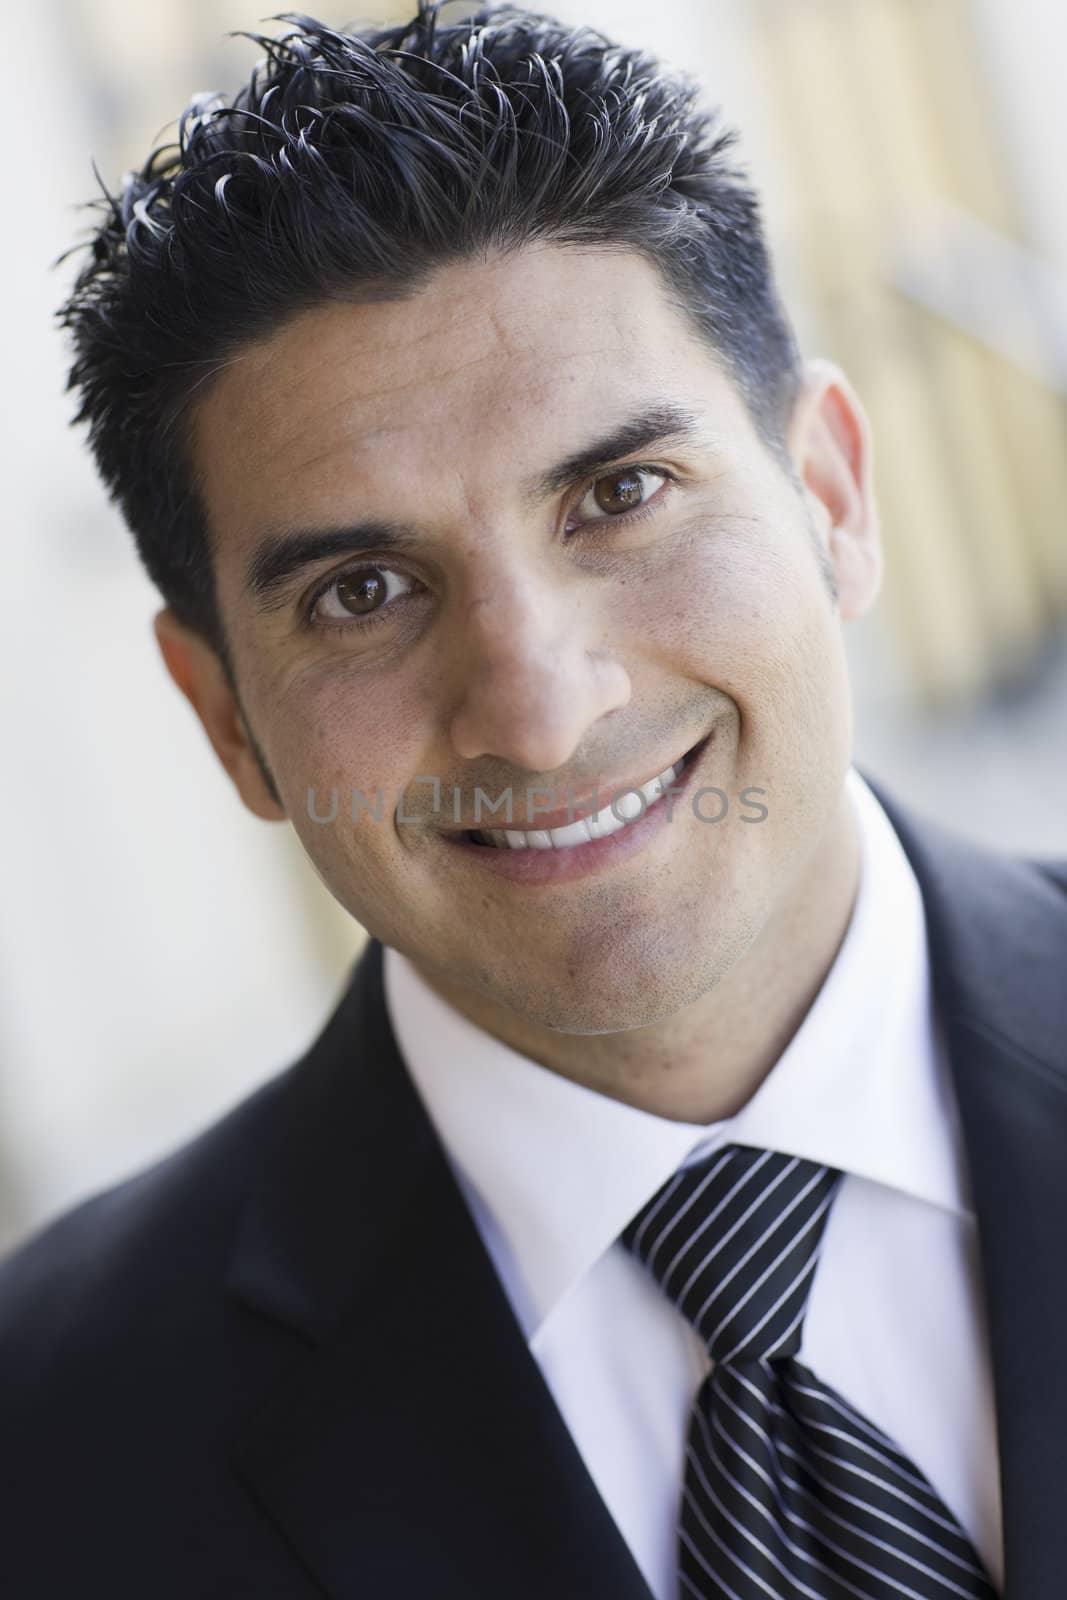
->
<box><xmin>244</xmin><ymin>401</ymin><xmax>704</xmax><ymax>609</ymax></box>
<box><xmin>520</xmin><ymin>402</ymin><xmax>703</xmax><ymax>503</ymax></box>
<box><xmin>246</xmin><ymin>521</ymin><xmax>421</xmax><ymax>610</ymax></box>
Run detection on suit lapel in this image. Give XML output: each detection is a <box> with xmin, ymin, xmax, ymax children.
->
<box><xmin>226</xmin><ymin>937</ymin><xmax>654</xmax><ymax>1600</ymax></box>
<box><xmin>865</xmin><ymin>776</ymin><xmax>1067</xmax><ymax>1596</ymax></box>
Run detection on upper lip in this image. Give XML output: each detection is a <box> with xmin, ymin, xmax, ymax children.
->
<box><xmin>440</xmin><ymin>739</ymin><xmax>702</xmax><ymax>834</ymax></box>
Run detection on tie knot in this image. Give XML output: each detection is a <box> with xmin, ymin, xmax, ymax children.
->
<box><xmin>621</xmin><ymin>1143</ymin><xmax>842</xmax><ymax>1364</ymax></box>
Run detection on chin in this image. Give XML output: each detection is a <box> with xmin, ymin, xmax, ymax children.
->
<box><xmin>499</xmin><ymin>938</ymin><xmax>733</xmax><ymax>1037</ymax></box>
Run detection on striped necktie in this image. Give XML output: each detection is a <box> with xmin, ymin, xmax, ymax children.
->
<box><xmin>620</xmin><ymin>1143</ymin><xmax>998</xmax><ymax>1599</ymax></box>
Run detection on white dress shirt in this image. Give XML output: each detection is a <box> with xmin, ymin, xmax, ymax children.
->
<box><xmin>382</xmin><ymin>767</ymin><xmax>1004</xmax><ymax>1597</ymax></box>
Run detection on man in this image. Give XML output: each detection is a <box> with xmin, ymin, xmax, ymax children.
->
<box><xmin>1</xmin><ymin>4</ymin><xmax>1063</xmax><ymax>1596</ymax></box>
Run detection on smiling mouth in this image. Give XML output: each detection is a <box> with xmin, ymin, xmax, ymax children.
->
<box><xmin>463</xmin><ymin>735</ymin><xmax>709</xmax><ymax>851</ymax></box>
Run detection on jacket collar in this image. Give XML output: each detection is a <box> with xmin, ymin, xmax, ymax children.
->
<box><xmin>228</xmin><ymin>774</ymin><xmax>1067</xmax><ymax>1598</ymax></box>
<box><xmin>865</xmin><ymin>775</ymin><xmax>1067</xmax><ymax>1595</ymax></box>
<box><xmin>226</xmin><ymin>932</ymin><xmax>656</xmax><ymax>1599</ymax></box>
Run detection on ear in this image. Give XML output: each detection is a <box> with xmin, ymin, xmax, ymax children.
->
<box><xmin>153</xmin><ymin>608</ymin><xmax>287</xmax><ymax>822</ymax></box>
<box><xmin>786</xmin><ymin>357</ymin><xmax>883</xmax><ymax>622</ymax></box>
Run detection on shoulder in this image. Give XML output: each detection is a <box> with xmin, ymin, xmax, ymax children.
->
<box><xmin>0</xmin><ymin>945</ymin><xmax>383</xmax><ymax>1397</ymax></box>
<box><xmin>0</xmin><ymin>1050</ymin><xmax>338</xmax><ymax>1592</ymax></box>
<box><xmin>1031</xmin><ymin>856</ymin><xmax>1067</xmax><ymax>896</ymax></box>
<box><xmin>860</xmin><ymin>767</ymin><xmax>1067</xmax><ymax>915</ymax></box>
<box><xmin>859</xmin><ymin>770</ymin><xmax>1066</xmax><ymax>1089</ymax></box>
<box><xmin>0</xmin><ymin>1060</ymin><xmax>294</xmax><ymax>1380</ymax></box>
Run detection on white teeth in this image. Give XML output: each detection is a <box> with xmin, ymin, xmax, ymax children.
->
<box><xmin>488</xmin><ymin>758</ymin><xmax>684</xmax><ymax>851</ymax></box>
<box><xmin>542</xmin><ymin>816</ymin><xmax>594</xmax><ymax>849</ymax></box>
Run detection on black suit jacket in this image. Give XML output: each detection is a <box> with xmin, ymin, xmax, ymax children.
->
<box><xmin>1</xmin><ymin>776</ymin><xmax>1065</xmax><ymax>1599</ymax></box>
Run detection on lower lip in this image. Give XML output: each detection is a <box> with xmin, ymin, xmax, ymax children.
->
<box><xmin>440</xmin><ymin>734</ymin><xmax>713</xmax><ymax>885</ymax></box>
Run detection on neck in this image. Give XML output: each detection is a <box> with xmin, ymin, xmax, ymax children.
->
<box><xmin>411</xmin><ymin>787</ymin><xmax>863</xmax><ymax>1124</ymax></box>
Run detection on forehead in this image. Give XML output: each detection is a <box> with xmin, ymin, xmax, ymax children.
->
<box><xmin>190</xmin><ymin>243</ymin><xmax>736</xmax><ymax>548</ymax></box>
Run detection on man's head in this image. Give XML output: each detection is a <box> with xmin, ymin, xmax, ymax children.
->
<box><xmin>60</xmin><ymin>4</ymin><xmax>882</xmax><ymax>1039</ymax></box>
<box><xmin>61</xmin><ymin>4</ymin><xmax>806</xmax><ymax>677</ymax></box>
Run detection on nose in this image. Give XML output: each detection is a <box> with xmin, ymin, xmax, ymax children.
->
<box><xmin>448</xmin><ymin>571</ymin><xmax>631</xmax><ymax>771</ymax></box>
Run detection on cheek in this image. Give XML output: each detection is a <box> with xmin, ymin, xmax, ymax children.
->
<box><xmin>260</xmin><ymin>654</ymin><xmax>432</xmax><ymax>829</ymax></box>
<box><xmin>629</xmin><ymin>521</ymin><xmax>849</xmax><ymax>757</ymax></box>
<box><xmin>633</xmin><ymin>521</ymin><xmax>826</xmax><ymax>662</ymax></box>
<box><xmin>274</xmin><ymin>667</ymin><xmax>427</xmax><ymax>936</ymax></box>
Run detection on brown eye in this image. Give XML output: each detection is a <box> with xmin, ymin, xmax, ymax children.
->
<box><xmin>312</xmin><ymin>564</ymin><xmax>418</xmax><ymax>626</ymax></box>
<box><xmin>593</xmin><ymin>469</ymin><xmax>646</xmax><ymax>514</ymax></box>
<box><xmin>336</xmin><ymin>569</ymin><xmax>389</xmax><ymax>615</ymax></box>
<box><xmin>572</xmin><ymin>465</ymin><xmax>668</xmax><ymax>527</ymax></box>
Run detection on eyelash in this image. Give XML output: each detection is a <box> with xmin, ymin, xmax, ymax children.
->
<box><xmin>303</xmin><ymin>463</ymin><xmax>677</xmax><ymax>637</ymax></box>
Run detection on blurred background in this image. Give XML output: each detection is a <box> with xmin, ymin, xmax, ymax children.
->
<box><xmin>2</xmin><ymin>0</ymin><xmax>1064</xmax><ymax>1252</ymax></box>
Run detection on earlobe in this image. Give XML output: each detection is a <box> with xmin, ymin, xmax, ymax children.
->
<box><xmin>787</xmin><ymin>358</ymin><xmax>883</xmax><ymax>623</ymax></box>
<box><xmin>153</xmin><ymin>609</ymin><xmax>287</xmax><ymax>822</ymax></box>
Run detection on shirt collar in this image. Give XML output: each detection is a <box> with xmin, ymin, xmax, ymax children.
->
<box><xmin>383</xmin><ymin>768</ymin><xmax>972</xmax><ymax>1341</ymax></box>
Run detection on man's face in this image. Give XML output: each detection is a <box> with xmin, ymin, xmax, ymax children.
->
<box><xmin>184</xmin><ymin>243</ymin><xmax>880</xmax><ymax>1033</ymax></box>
